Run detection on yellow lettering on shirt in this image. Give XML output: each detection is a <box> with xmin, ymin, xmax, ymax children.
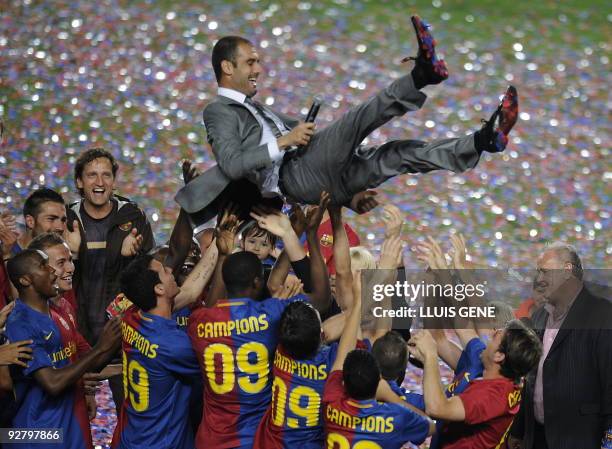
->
<box><xmin>325</xmin><ymin>405</ymin><xmax>394</xmax><ymax>433</ymax></box>
<box><xmin>273</xmin><ymin>350</ymin><xmax>328</xmax><ymax>380</ymax></box>
<box><xmin>121</xmin><ymin>322</ymin><xmax>158</xmax><ymax>359</ymax></box>
<box><xmin>196</xmin><ymin>314</ymin><xmax>269</xmax><ymax>338</ymax></box>
<box><xmin>51</xmin><ymin>341</ymin><xmax>77</xmax><ymax>363</ymax></box>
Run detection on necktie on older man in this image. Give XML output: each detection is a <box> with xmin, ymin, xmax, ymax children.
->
<box><xmin>245</xmin><ymin>97</ymin><xmax>284</xmax><ymax>138</ymax></box>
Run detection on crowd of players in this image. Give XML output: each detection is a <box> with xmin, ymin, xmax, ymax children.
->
<box><xmin>0</xmin><ymin>147</ymin><xmax>609</xmax><ymax>449</ymax></box>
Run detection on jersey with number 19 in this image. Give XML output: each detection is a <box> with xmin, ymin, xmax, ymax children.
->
<box><xmin>187</xmin><ymin>295</ymin><xmax>306</xmax><ymax>449</ymax></box>
<box><xmin>253</xmin><ymin>343</ymin><xmax>338</xmax><ymax>449</ymax></box>
<box><xmin>112</xmin><ymin>307</ymin><xmax>201</xmax><ymax>449</ymax></box>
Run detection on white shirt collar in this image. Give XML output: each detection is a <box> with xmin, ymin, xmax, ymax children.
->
<box><xmin>218</xmin><ymin>87</ymin><xmax>247</xmax><ymax>104</ymax></box>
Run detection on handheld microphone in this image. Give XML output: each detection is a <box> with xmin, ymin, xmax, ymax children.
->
<box><xmin>304</xmin><ymin>97</ymin><xmax>322</xmax><ymax>123</ymax></box>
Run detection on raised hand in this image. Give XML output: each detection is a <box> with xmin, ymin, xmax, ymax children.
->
<box><xmin>120</xmin><ymin>228</ymin><xmax>143</xmax><ymax>257</ymax></box>
<box><xmin>182</xmin><ymin>159</ymin><xmax>200</xmax><ymax>185</ymax></box>
<box><xmin>414</xmin><ymin>236</ymin><xmax>448</xmax><ymax>270</ymax></box>
<box><xmin>250</xmin><ymin>208</ymin><xmax>293</xmax><ymax>238</ymax></box>
<box><xmin>0</xmin><ymin>211</ymin><xmax>17</xmax><ymax>233</ymax></box>
<box><xmin>382</xmin><ymin>204</ymin><xmax>403</xmax><ymax>238</ymax></box>
<box><xmin>305</xmin><ymin>191</ymin><xmax>331</xmax><ymax>232</ymax></box>
<box><xmin>0</xmin><ymin>221</ymin><xmax>17</xmax><ymax>251</ymax></box>
<box><xmin>379</xmin><ymin>234</ymin><xmax>404</xmax><ymax>269</ymax></box>
<box><xmin>0</xmin><ymin>301</ymin><xmax>15</xmax><ymax>328</ymax></box>
<box><xmin>95</xmin><ymin>317</ymin><xmax>122</xmax><ymax>354</ymax></box>
<box><xmin>216</xmin><ymin>204</ymin><xmax>242</xmax><ymax>256</ymax></box>
<box><xmin>276</xmin><ymin>275</ymin><xmax>304</xmax><ymax>299</ymax></box>
<box><xmin>63</xmin><ymin>220</ymin><xmax>82</xmax><ymax>254</ymax></box>
<box><xmin>289</xmin><ymin>202</ymin><xmax>307</xmax><ymax>237</ymax></box>
<box><xmin>407</xmin><ymin>330</ymin><xmax>438</xmax><ymax>364</ymax></box>
<box><xmin>0</xmin><ymin>340</ymin><xmax>33</xmax><ymax>367</ymax></box>
<box><xmin>449</xmin><ymin>233</ymin><xmax>468</xmax><ymax>270</ymax></box>
<box><xmin>348</xmin><ymin>190</ymin><xmax>379</xmax><ymax>215</ymax></box>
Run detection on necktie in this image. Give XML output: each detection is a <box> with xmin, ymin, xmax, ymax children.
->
<box><xmin>245</xmin><ymin>98</ymin><xmax>283</xmax><ymax>138</ymax></box>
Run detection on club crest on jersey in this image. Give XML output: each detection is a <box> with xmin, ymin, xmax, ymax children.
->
<box><xmin>320</xmin><ymin>234</ymin><xmax>333</xmax><ymax>247</ymax></box>
<box><xmin>119</xmin><ymin>221</ymin><xmax>133</xmax><ymax>232</ymax></box>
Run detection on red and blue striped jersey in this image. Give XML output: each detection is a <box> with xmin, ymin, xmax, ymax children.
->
<box><xmin>323</xmin><ymin>370</ymin><xmax>430</xmax><ymax>449</ymax></box>
<box><xmin>187</xmin><ymin>295</ymin><xmax>307</xmax><ymax>449</ymax></box>
<box><xmin>5</xmin><ymin>299</ymin><xmax>93</xmax><ymax>449</ymax></box>
<box><xmin>253</xmin><ymin>343</ymin><xmax>339</xmax><ymax>449</ymax></box>
<box><xmin>112</xmin><ymin>307</ymin><xmax>200</xmax><ymax>449</ymax></box>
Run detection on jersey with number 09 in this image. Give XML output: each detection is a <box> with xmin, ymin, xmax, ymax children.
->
<box><xmin>323</xmin><ymin>370</ymin><xmax>430</xmax><ymax>449</ymax></box>
<box><xmin>253</xmin><ymin>342</ymin><xmax>339</xmax><ymax>449</ymax></box>
<box><xmin>5</xmin><ymin>300</ymin><xmax>92</xmax><ymax>449</ymax></box>
<box><xmin>187</xmin><ymin>295</ymin><xmax>306</xmax><ymax>449</ymax></box>
<box><xmin>112</xmin><ymin>307</ymin><xmax>200</xmax><ymax>449</ymax></box>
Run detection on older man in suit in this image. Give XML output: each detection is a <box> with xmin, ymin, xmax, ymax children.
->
<box><xmin>509</xmin><ymin>242</ymin><xmax>612</xmax><ymax>449</ymax></box>
<box><xmin>177</xmin><ymin>17</ymin><xmax>518</xmax><ymax>223</ymax></box>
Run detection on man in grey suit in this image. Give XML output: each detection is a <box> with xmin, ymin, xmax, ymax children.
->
<box><xmin>176</xmin><ymin>16</ymin><xmax>518</xmax><ymax>222</ymax></box>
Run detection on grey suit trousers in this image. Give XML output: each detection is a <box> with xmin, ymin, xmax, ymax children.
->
<box><xmin>280</xmin><ymin>74</ymin><xmax>480</xmax><ymax>205</ymax></box>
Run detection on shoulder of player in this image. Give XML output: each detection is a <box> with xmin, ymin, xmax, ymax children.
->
<box><xmin>113</xmin><ymin>196</ymin><xmax>149</xmax><ymax>221</ymax></box>
<box><xmin>462</xmin><ymin>377</ymin><xmax>515</xmax><ymax>396</ymax></box>
<box><xmin>6</xmin><ymin>307</ymin><xmax>46</xmax><ymax>340</ymax></box>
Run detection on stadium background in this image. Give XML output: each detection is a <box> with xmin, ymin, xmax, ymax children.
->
<box><xmin>1</xmin><ymin>0</ymin><xmax>610</xmax><ymax>446</ymax></box>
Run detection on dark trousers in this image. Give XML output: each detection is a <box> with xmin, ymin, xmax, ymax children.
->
<box><xmin>533</xmin><ymin>422</ymin><xmax>549</xmax><ymax>449</ymax></box>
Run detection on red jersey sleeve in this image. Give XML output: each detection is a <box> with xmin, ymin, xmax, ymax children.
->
<box><xmin>323</xmin><ymin>370</ymin><xmax>345</xmax><ymax>405</ymax></box>
<box><xmin>459</xmin><ymin>380</ymin><xmax>515</xmax><ymax>425</ymax></box>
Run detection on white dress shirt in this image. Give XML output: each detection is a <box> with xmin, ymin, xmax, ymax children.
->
<box><xmin>217</xmin><ymin>87</ymin><xmax>285</xmax><ymax>197</ymax></box>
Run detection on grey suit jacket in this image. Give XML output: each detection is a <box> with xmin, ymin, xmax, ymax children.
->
<box><xmin>175</xmin><ymin>95</ymin><xmax>299</xmax><ymax>220</ymax></box>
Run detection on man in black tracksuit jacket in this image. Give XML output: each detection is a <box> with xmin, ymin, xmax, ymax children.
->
<box><xmin>67</xmin><ymin>148</ymin><xmax>154</xmax><ymax>410</ymax></box>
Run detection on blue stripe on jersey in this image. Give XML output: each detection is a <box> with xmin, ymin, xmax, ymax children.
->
<box><xmin>5</xmin><ymin>300</ymin><xmax>87</xmax><ymax>449</ymax></box>
<box><xmin>116</xmin><ymin>309</ymin><xmax>200</xmax><ymax>449</ymax></box>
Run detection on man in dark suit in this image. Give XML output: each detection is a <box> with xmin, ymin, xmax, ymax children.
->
<box><xmin>177</xmin><ymin>16</ymin><xmax>519</xmax><ymax>223</ymax></box>
<box><xmin>509</xmin><ymin>242</ymin><xmax>612</xmax><ymax>449</ymax></box>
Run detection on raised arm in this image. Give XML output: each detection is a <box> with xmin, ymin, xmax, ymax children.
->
<box><xmin>252</xmin><ymin>194</ymin><xmax>330</xmax><ymax>311</ymax></box>
<box><xmin>415</xmin><ymin>237</ymin><xmax>478</xmax><ymax>348</ymax></box>
<box><xmin>408</xmin><ymin>330</ymin><xmax>466</xmax><ymax>422</ymax></box>
<box><xmin>328</xmin><ymin>205</ymin><xmax>352</xmax><ymax>311</ymax></box>
<box><xmin>267</xmin><ymin>204</ymin><xmax>307</xmax><ymax>295</ymax></box>
<box><xmin>330</xmin><ymin>270</ymin><xmax>361</xmax><ymax>372</ymax></box>
<box><xmin>173</xmin><ymin>243</ymin><xmax>219</xmax><ymax>310</ymax></box>
<box><xmin>205</xmin><ymin>205</ymin><xmax>241</xmax><ymax>307</ymax></box>
<box><xmin>34</xmin><ymin>318</ymin><xmax>121</xmax><ymax>396</ymax></box>
<box><xmin>164</xmin><ymin>161</ymin><xmax>201</xmax><ymax>276</ymax></box>
<box><xmin>302</xmin><ymin>194</ymin><xmax>331</xmax><ymax>313</ymax></box>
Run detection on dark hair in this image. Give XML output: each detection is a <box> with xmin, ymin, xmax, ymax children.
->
<box><xmin>342</xmin><ymin>349</ymin><xmax>380</xmax><ymax>400</ymax></box>
<box><xmin>279</xmin><ymin>302</ymin><xmax>321</xmax><ymax>359</ymax></box>
<box><xmin>222</xmin><ymin>251</ymin><xmax>263</xmax><ymax>297</ymax></box>
<box><xmin>6</xmin><ymin>249</ymin><xmax>45</xmax><ymax>290</ymax></box>
<box><xmin>28</xmin><ymin>232</ymin><xmax>67</xmax><ymax>252</ymax></box>
<box><xmin>120</xmin><ymin>254</ymin><xmax>160</xmax><ymax>312</ymax></box>
<box><xmin>74</xmin><ymin>148</ymin><xmax>119</xmax><ymax>196</ymax></box>
<box><xmin>498</xmin><ymin>319</ymin><xmax>543</xmax><ymax>382</ymax></box>
<box><xmin>23</xmin><ymin>188</ymin><xmax>64</xmax><ymax>219</ymax></box>
<box><xmin>371</xmin><ymin>331</ymin><xmax>407</xmax><ymax>383</ymax></box>
<box><xmin>211</xmin><ymin>36</ymin><xmax>253</xmax><ymax>82</ymax></box>
<box><xmin>240</xmin><ymin>220</ymin><xmax>278</xmax><ymax>248</ymax></box>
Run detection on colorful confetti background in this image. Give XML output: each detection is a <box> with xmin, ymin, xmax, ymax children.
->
<box><xmin>1</xmin><ymin>0</ymin><xmax>610</xmax><ymax>446</ymax></box>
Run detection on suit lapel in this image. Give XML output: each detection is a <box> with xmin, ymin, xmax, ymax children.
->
<box><xmin>216</xmin><ymin>95</ymin><xmax>260</xmax><ymax>121</ymax></box>
<box><xmin>548</xmin><ymin>287</ymin><xmax>589</xmax><ymax>354</ymax></box>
